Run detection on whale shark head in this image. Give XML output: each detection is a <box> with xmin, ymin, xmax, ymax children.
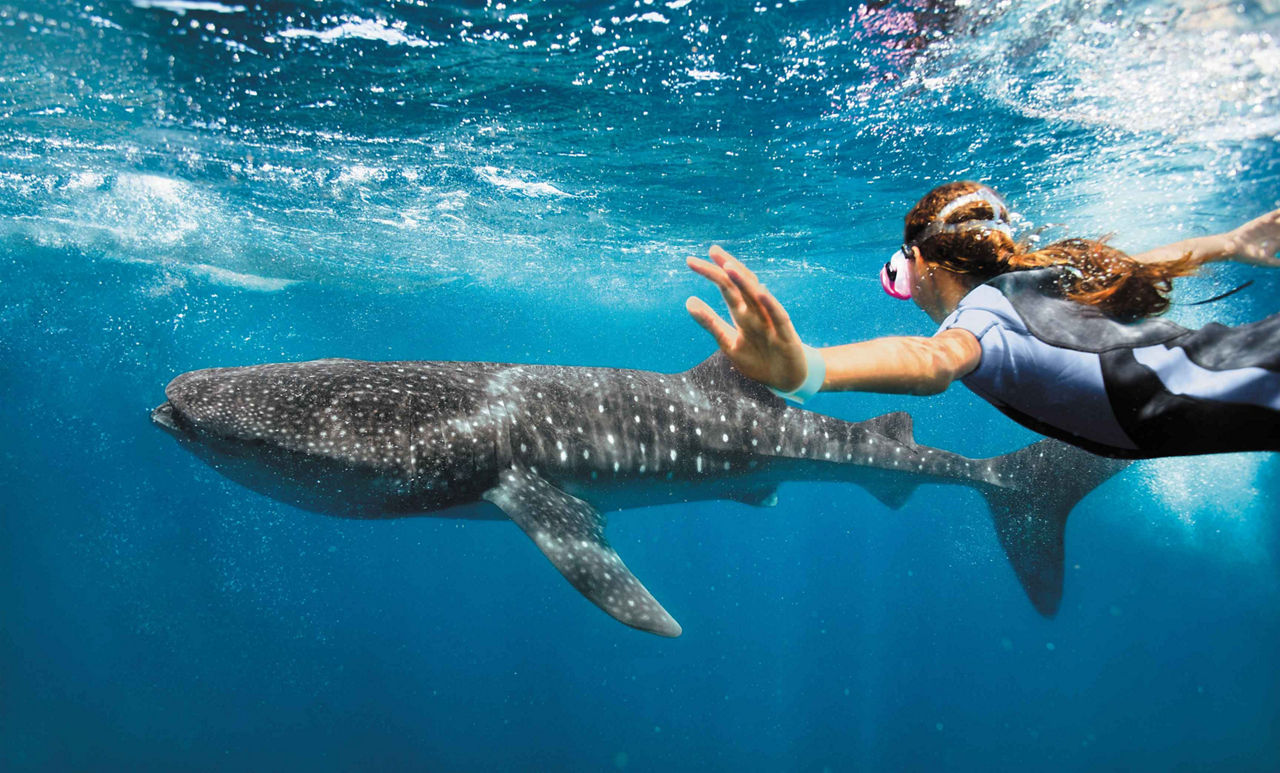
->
<box><xmin>152</xmin><ymin>360</ymin><xmax>500</xmax><ymax>516</ymax></box>
<box><xmin>154</xmin><ymin>364</ymin><xmax>317</xmax><ymax>445</ymax></box>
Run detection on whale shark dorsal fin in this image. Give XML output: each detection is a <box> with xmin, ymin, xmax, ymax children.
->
<box><xmin>482</xmin><ymin>466</ymin><xmax>682</xmax><ymax>638</ymax></box>
<box><xmin>683</xmin><ymin>352</ymin><xmax>780</xmax><ymax>402</ymax></box>
<box><xmin>858</xmin><ymin>411</ymin><xmax>916</xmax><ymax>445</ymax></box>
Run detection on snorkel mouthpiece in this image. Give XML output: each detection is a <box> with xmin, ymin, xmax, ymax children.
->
<box><xmin>881</xmin><ymin>247</ymin><xmax>913</xmax><ymax>300</ymax></box>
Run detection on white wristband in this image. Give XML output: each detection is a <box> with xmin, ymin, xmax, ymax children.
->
<box><xmin>767</xmin><ymin>344</ymin><xmax>826</xmax><ymax>404</ymax></box>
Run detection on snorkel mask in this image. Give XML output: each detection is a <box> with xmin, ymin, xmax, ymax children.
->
<box><xmin>880</xmin><ymin>247</ymin><xmax>913</xmax><ymax>300</ymax></box>
<box><xmin>880</xmin><ymin>187</ymin><xmax>1014</xmax><ymax>301</ymax></box>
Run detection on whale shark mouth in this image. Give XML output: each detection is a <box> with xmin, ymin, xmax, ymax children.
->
<box><xmin>150</xmin><ymin>401</ymin><xmax>181</xmax><ymax>435</ymax></box>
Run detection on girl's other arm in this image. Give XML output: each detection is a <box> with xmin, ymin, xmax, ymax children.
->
<box><xmin>1131</xmin><ymin>207</ymin><xmax>1280</xmax><ymax>268</ymax></box>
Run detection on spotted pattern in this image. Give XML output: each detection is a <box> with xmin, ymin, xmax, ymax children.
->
<box><xmin>484</xmin><ymin>466</ymin><xmax>681</xmax><ymax>637</ymax></box>
<box><xmin>164</xmin><ymin>359</ymin><xmax>508</xmax><ymax>510</ymax></box>
<box><xmin>156</xmin><ymin>352</ymin><xmax>1122</xmax><ymax>635</ymax></box>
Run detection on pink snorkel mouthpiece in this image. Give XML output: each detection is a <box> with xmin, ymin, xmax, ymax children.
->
<box><xmin>880</xmin><ymin>247</ymin><xmax>913</xmax><ymax>300</ymax></box>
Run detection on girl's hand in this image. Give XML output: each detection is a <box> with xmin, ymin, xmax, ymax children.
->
<box><xmin>1227</xmin><ymin>208</ymin><xmax>1280</xmax><ymax>267</ymax></box>
<box><xmin>685</xmin><ymin>245</ymin><xmax>809</xmax><ymax>392</ymax></box>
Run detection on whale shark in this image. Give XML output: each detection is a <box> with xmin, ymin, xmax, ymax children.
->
<box><xmin>151</xmin><ymin>353</ymin><xmax>1130</xmax><ymax>637</ymax></box>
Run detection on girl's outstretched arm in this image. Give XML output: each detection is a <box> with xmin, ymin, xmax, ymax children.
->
<box><xmin>818</xmin><ymin>330</ymin><xmax>981</xmax><ymax>396</ymax></box>
<box><xmin>685</xmin><ymin>246</ymin><xmax>980</xmax><ymax>397</ymax></box>
<box><xmin>1131</xmin><ymin>207</ymin><xmax>1280</xmax><ymax>268</ymax></box>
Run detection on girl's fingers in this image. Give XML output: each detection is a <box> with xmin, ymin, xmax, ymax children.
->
<box><xmin>686</xmin><ymin>255</ymin><xmax>730</xmax><ymax>284</ymax></box>
<box><xmin>708</xmin><ymin>244</ymin><xmax>735</xmax><ymax>267</ymax></box>
<box><xmin>690</xmin><ymin>256</ymin><xmax>769</xmax><ymax>333</ymax></box>
<box><xmin>694</xmin><ymin>249</ymin><xmax>782</xmax><ymax>340</ymax></box>
<box><xmin>685</xmin><ymin>296</ymin><xmax>737</xmax><ymax>351</ymax></box>
<box><xmin>710</xmin><ymin>244</ymin><xmax>761</xmax><ymax>285</ymax></box>
<box><xmin>725</xmin><ymin>267</ymin><xmax>770</xmax><ymax>333</ymax></box>
<box><xmin>712</xmin><ymin>248</ymin><xmax>769</xmax><ymax>322</ymax></box>
<box><xmin>756</xmin><ymin>289</ymin><xmax>800</xmax><ymax>342</ymax></box>
<box><xmin>687</xmin><ymin>256</ymin><xmax>747</xmax><ymax>318</ymax></box>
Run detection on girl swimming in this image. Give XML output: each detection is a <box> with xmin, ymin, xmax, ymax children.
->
<box><xmin>686</xmin><ymin>181</ymin><xmax>1280</xmax><ymax>458</ymax></box>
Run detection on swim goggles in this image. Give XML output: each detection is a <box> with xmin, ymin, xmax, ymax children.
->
<box><xmin>880</xmin><ymin>188</ymin><xmax>1014</xmax><ymax>301</ymax></box>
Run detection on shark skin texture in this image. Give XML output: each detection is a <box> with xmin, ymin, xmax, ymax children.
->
<box><xmin>152</xmin><ymin>353</ymin><xmax>1130</xmax><ymax>637</ymax></box>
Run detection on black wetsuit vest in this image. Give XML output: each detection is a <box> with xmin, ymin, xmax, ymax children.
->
<box><xmin>946</xmin><ymin>268</ymin><xmax>1280</xmax><ymax>459</ymax></box>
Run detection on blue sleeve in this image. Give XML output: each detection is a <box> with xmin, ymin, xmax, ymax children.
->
<box><xmin>935</xmin><ymin>284</ymin><xmax>1137</xmax><ymax>450</ymax></box>
<box><xmin>939</xmin><ymin>313</ymin><xmax>1010</xmax><ymax>402</ymax></box>
<box><xmin>938</xmin><ymin>307</ymin><xmax>1004</xmax><ymax>344</ymax></box>
<box><xmin>936</xmin><ymin>286</ymin><xmax>1018</xmax><ymax>388</ymax></box>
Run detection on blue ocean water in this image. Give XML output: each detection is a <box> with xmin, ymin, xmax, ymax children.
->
<box><xmin>3</xmin><ymin>0</ymin><xmax>1279</xmax><ymax>769</ymax></box>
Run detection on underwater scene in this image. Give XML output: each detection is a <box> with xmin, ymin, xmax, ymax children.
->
<box><xmin>2</xmin><ymin>0</ymin><xmax>1279</xmax><ymax>770</ymax></box>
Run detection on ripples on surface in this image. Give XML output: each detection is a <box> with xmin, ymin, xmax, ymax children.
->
<box><xmin>0</xmin><ymin>0</ymin><xmax>1276</xmax><ymax>298</ymax></box>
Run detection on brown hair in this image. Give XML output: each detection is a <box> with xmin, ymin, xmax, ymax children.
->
<box><xmin>903</xmin><ymin>181</ymin><xmax>1199</xmax><ymax>319</ymax></box>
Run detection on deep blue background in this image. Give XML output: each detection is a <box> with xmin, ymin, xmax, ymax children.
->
<box><xmin>3</xmin><ymin>1</ymin><xmax>1279</xmax><ymax>770</ymax></box>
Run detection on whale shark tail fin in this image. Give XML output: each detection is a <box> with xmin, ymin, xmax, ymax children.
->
<box><xmin>483</xmin><ymin>465</ymin><xmax>682</xmax><ymax>638</ymax></box>
<box><xmin>978</xmin><ymin>439</ymin><xmax>1132</xmax><ymax>617</ymax></box>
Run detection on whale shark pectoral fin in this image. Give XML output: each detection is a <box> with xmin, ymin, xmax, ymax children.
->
<box><xmin>482</xmin><ymin>467</ymin><xmax>683</xmax><ymax>638</ymax></box>
<box><xmin>730</xmin><ymin>484</ymin><xmax>780</xmax><ymax>507</ymax></box>
<box><xmin>864</xmin><ymin>480</ymin><xmax>915</xmax><ymax>510</ymax></box>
